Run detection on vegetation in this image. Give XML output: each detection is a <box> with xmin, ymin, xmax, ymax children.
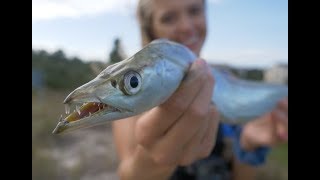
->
<box><xmin>32</xmin><ymin>49</ymin><xmax>96</xmax><ymax>90</ymax></box>
<box><xmin>108</xmin><ymin>38</ymin><xmax>126</xmax><ymax>64</ymax></box>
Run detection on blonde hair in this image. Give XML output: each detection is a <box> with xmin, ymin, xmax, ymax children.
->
<box><xmin>136</xmin><ymin>0</ymin><xmax>206</xmax><ymax>46</ymax></box>
<box><xmin>137</xmin><ymin>0</ymin><xmax>154</xmax><ymax>46</ymax></box>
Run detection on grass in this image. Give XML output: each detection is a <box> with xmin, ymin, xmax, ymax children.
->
<box><xmin>269</xmin><ymin>143</ymin><xmax>288</xmax><ymax>167</ymax></box>
<box><xmin>256</xmin><ymin>143</ymin><xmax>288</xmax><ymax>180</ymax></box>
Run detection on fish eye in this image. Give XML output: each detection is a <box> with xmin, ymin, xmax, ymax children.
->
<box><xmin>124</xmin><ymin>71</ymin><xmax>141</xmax><ymax>95</ymax></box>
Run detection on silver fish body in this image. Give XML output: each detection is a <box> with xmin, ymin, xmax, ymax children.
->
<box><xmin>52</xmin><ymin>39</ymin><xmax>288</xmax><ymax>134</ymax></box>
<box><xmin>211</xmin><ymin>68</ymin><xmax>287</xmax><ymax>123</ymax></box>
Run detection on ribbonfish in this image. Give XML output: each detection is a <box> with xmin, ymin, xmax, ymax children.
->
<box><xmin>52</xmin><ymin>39</ymin><xmax>288</xmax><ymax>134</ymax></box>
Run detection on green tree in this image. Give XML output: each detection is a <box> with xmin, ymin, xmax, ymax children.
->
<box><xmin>32</xmin><ymin>49</ymin><xmax>96</xmax><ymax>90</ymax></box>
<box><xmin>109</xmin><ymin>38</ymin><xmax>126</xmax><ymax>64</ymax></box>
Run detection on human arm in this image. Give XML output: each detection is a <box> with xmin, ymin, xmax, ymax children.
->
<box><xmin>112</xmin><ymin>59</ymin><xmax>220</xmax><ymax>180</ymax></box>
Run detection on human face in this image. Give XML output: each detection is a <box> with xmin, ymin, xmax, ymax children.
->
<box><xmin>151</xmin><ymin>0</ymin><xmax>206</xmax><ymax>56</ymax></box>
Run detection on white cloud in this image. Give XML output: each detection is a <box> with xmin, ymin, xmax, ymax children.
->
<box><xmin>32</xmin><ymin>0</ymin><xmax>138</xmax><ymax>22</ymax></box>
<box><xmin>32</xmin><ymin>0</ymin><xmax>222</xmax><ymax>22</ymax></box>
<box><xmin>32</xmin><ymin>39</ymin><xmax>110</xmax><ymax>62</ymax></box>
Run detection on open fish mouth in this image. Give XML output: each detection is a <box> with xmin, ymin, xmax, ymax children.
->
<box><xmin>63</xmin><ymin>102</ymin><xmax>120</xmax><ymax>122</ymax></box>
<box><xmin>52</xmin><ymin>102</ymin><xmax>122</xmax><ymax>134</ymax></box>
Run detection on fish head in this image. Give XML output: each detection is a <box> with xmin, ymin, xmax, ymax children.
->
<box><xmin>52</xmin><ymin>39</ymin><xmax>196</xmax><ymax>134</ymax></box>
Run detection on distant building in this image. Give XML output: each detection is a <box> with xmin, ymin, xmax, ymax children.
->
<box><xmin>264</xmin><ymin>63</ymin><xmax>288</xmax><ymax>84</ymax></box>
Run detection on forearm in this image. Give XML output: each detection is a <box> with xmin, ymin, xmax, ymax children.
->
<box><xmin>117</xmin><ymin>145</ymin><xmax>177</xmax><ymax>180</ymax></box>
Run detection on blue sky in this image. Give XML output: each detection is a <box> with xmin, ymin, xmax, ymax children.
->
<box><xmin>32</xmin><ymin>0</ymin><xmax>288</xmax><ymax>68</ymax></box>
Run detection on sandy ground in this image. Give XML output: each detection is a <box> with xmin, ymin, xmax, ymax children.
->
<box><xmin>51</xmin><ymin>126</ymin><xmax>119</xmax><ymax>179</ymax></box>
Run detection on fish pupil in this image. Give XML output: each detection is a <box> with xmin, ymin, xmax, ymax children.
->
<box><xmin>130</xmin><ymin>76</ymin><xmax>139</xmax><ymax>88</ymax></box>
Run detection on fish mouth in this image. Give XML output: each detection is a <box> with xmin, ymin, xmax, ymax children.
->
<box><xmin>63</xmin><ymin>102</ymin><xmax>120</xmax><ymax>122</ymax></box>
<box><xmin>52</xmin><ymin>101</ymin><xmax>124</xmax><ymax>134</ymax></box>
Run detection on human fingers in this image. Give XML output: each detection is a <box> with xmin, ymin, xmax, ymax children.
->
<box><xmin>198</xmin><ymin>105</ymin><xmax>220</xmax><ymax>157</ymax></box>
<box><xmin>278</xmin><ymin>97</ymin><xmax>288</xmax><ymax>114</ymax></box>
<box><xmin>163</xmin><ymin>61</ymin><xmax>214</xmax><ymax>147</ymax></box>
<box><xmin>178</xmin><ymin>108</ymin><xmax>210</xmax><ymax>166</ymax></box>
<box><xmin>273</xmin><ymin>108</ymin><xmax>288</xmax><ymax>141</ymax></box>
<box><xmin>148</xmin><ymin>62</ymin><xmax>214</xmax><ymax>165</ymax></box>
<box><xmin>270</xmin><ymin>98</ymin><xmax>288</xmax><ymax>141</ymax></box>
<box><xmin>178</xmin><ymin>105</ymin><xmax>220</xmax><ymax>166</ymax></box>
<box><xmin>135</xmin><ymin>59</ymin><xmax>209</xmax><ymax>148</ymax></box>
<box><xmin>243</xmin><ymin>113</ymin><xmax>279</xmax><ymax>148</ymax></box>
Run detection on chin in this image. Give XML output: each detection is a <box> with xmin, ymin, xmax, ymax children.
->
<box><xmin>191</xmin><ymin>47</ymin><xmax>201</xmax><ymax>56</ymax></box>
<box><xmin>192</xmin><ymin>42</ymin><xmax>204</xmax><ymax>56</ymax></box>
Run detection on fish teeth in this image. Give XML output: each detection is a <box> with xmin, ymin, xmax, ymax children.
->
<box><xmin>65</xmin><ymin>104</ymin><xmax>70</xmax><ymax>114</ymax></box>
<box><xmin>76</xmin><ymin>105</ymin><xmax>81</xmax><ymax>115</ymax></box>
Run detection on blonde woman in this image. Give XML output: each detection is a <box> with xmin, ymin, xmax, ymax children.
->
<box><xmin>112</xmin><ymin>0</ymin><xmax>288</xmax><ymax>179</ymax></box>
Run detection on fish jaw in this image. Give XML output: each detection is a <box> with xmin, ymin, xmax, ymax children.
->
<box><xmin>52</xmin><ymin>78</ymin><xmax>134</xmax><ymax>134</ymax></box>
<box><xmin>52</xmin><ymin>109</ymin><xmax>136</xmax><ymax>134</ymax></box>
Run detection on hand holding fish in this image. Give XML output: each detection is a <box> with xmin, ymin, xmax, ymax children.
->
<box><xmin>112</xmin><ymin>59</ymin><xmax>220</xmax><ymax>179</ymax></box>
<box><xmin>134</xmin><ymin>59</ymin><xmax>220</xmax><ymax>166</ymax></box>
